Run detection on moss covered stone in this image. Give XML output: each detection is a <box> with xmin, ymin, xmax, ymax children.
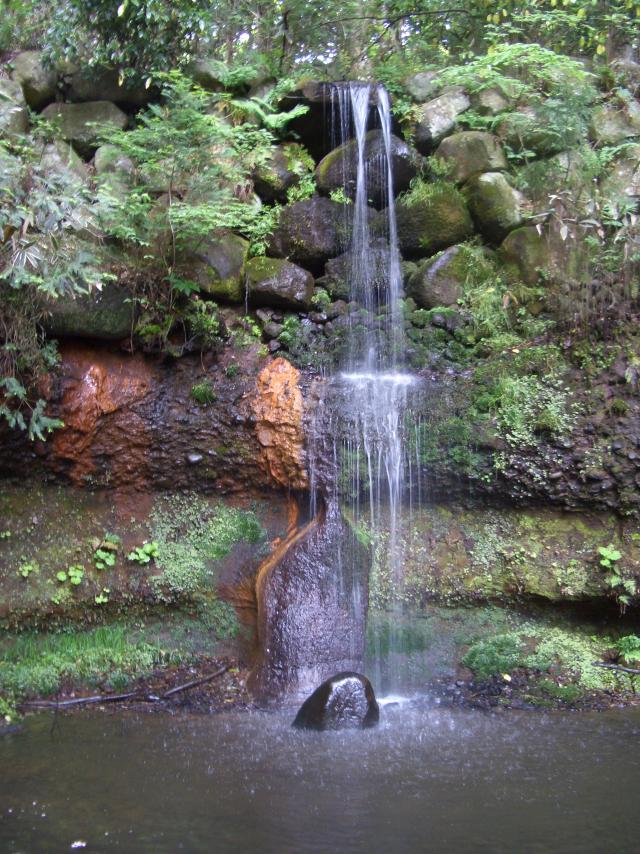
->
<box><xmin>41</xmin><ymin>101</ymin><xmax>128</xmax><ymax>158</ymax></box>
<box><xmin>44</xmin><ymin>283</ymin><xmax>136</xmax><ymax>341</ymax></box>
<box><xmin>245</xmin><ymin>256</ymin><xmax>314</xmax><ymax>309</ymax></box>
<box><xmin>496</xmin><ymin>107</ymin><xmax>566</xmax><ymax>158</ymax></box>
<box><xmin>0</xmin><ymin>79</ymin><xmax>28</xmax><ymax>137</ymax></box>
<box><xmin>268</xmin><ymin>195</ymin><xmax>348</xmax><ymax>273</ymax></box>
<box><xmin>464</xmin><ymin>172</ymin><xmax>522</xmax><ymax>242</ymax></box>
<box><xmin>435</xmin><ymin>131</ymin><xmax>508</xmax><ymax>184</ymax></box>
<box><xmin>11</xmin><ymin>50</ymin><xmax>57</xmax><ymax>110</ymax></box>
<box><xmin>392</xmin><ymin>182</ymin><xmax>474</xmax><ymax>258</ymax></box>
<box><xmin>589</xmin><ymin>102</ymin><xmax>640</xmax><ymax>146</ymax></box>
<box><xmin>413</xmin><ymin>89</ymin><xmax>471</xmax><ymax>153</ymax></box>
<box><xmin>188</xmin><ymin>232</ymin><xmax>250</xmax><ymax>303</ymax></box>
<box><xmin>253</xmin><ymin>142</ymin><xmax>314</xmax><ymax>203</ymax></box>
<box><xmin>407</xmin><ymin>245</ymin><xmax>469</xmax><ymax>308</ymax></box>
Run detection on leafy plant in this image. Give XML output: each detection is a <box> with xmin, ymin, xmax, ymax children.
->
<box><xmin>127</xmin><ymin>541</ymin><xmax>160</xmax><ymax>564</ymax></box>
<box><xmin>616</xmin><ymin>635</ymin><xmax>640</xmax><ymax>664</ymax></box>
<box><xmin>190</xmin><ymin>379</ymin><xmax>217</xmax><ymax>405</ymax></box>
<box><xmin>598</xmin><ymin>543</ymin><xmax>636</xmax><ymax>610</ymax></box>
<box><xmin>94</xmin><ymin>548</ymin><xmax>116</xmax><ymax>571</ymax></box>
<box><xmin>94</xmin><ymin>588</ymin><xmax>110</xmax><ymax>605</ymax></box>
<box><xmin>17</xmin><ymin>561</ymin><xmax>38</xmax><ymax>579</ymax></box>
<box><xmin>56</xmin><ymin>564</ymin><xmax>85</xmax><ymax>586</ymax></box>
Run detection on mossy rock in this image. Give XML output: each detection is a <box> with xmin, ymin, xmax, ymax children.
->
<box><xmin>589</xmin><ymin>102</ymin><xmax>640</xmax><ymax>146</ymax></box>
<box><xmin>435</xmin><ymin>132</ymin><xmax>507</xmax><ymax>184</ymax></box>
<box><xmin>499</xmin><ymin>224</ymin><xmax>590</xmax><ymax>285</ymax></box>
<box><xmin>315</xmin><ymin>129</ymin><xmax>423</xmax><ymax>206</ymax></box>
<box><xmin>253</xmin><ymin>142</ymin><xmax>315</xmax><ymax>203</ymax></box>
<box><xmin>66</xmin><ymin>66</ymin><xmax>152</xmax><ymax>107</ymax></box>
<box><xmin>185</xmin><ymin>58</ymin><xmax>225</xmax><ymax>92</ymax></box>
<box><xmin>245</xmin><ymin>256</ymin><xmax>314</xmax><ymax>309</ymax></box>
<box><xmin>407</xmin><ymin>244</ymin><xmax>480</xmax><ymax>309</ymax></box>
<box><xmin>11</xmin><ymin>50</ymin><xmax>57</xmax><ymax>110</ymax></box>
<box><xmin>404</xmin><ymin>70</ymin><xmax>440</xmax><ymax>102</ymax></box>
<box><xmin>392</xmin><ymin>182</ymin><xmax>474</xmax><ymax>258</ymax></box>
<box><xmin>187</xmin><ymin>232</ymin><xmax>250</xmax><ymax>303</ymax></box>
<box><xmin>94</xmin><ymin>144</ymin><xmax>134</xmax><ymax>177</ymax></box>
<box><xmin>41</xmin><ymin>101</ymin><xmax>128</xmax><ymax>158</ymax></box>
<box><xmin>268</xmin><ymin>195</ymin><xmax>349</xmax><ymax>273</ymax></box>
<box><xmin>496</xmin><ymin>107</ymin><xmax>566</xmax><ymax>157</ymax></box>
<box><xmin>0</xmin><ymin>79</ymin><xmax>28</xmax><ymax>137</ymax></box>
<box><xmin>471</xmin><ymin>88</ymin><xmax>511</xmax><ymax>116</ymax></box>
<box><xmin>41</xmin><ymin>140</ymin><xmax>88</xmax><ymax>184</ymax></box>
<box><xmin>413</xmin><ymin>89</ymin><xmax>470</xmax><ymax>154</ymax></box>
<box><xmin>464</xmin><ymin>172</ymin><xmax>522</xmax><ymax>242</ymax></box>
<box><xmin>600</xmin><ymin>143</ymin><xmax>640</xmax><ymax>201</ymax></box>
<box><xmin>43</xmin><ymin>283</ymin><xmax>136</xmax><ymax>341</ymax></box>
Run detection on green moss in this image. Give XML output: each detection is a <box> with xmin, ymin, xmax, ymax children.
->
<box><xmin>396</xmin><ymin>180</ymin><xmax>474</xmax><ymax>256</ymax></box>
<box><xmin>462</xmin><ymin>632</ymin><xmax>524</xmax><ymax>677</ymax></box>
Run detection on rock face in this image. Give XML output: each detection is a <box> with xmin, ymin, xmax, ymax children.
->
<box><xmin>393</xmin><ymin>184</ymin><xmax>474</xmax><ymax>257</ymax></box>
<box><xmin>464</xmin><ymin>172</ymin><xmax>522</xmax><ymax>242</ymax></box>
<box><xmin>435</xmin><ymin>132</ymin><xmax>507</xmax><ymax>184</ymax></box>
<box><xmin>315</xmin><ymin>130</ymin><xmax>422</xmax><ymax>206</ymax></box>
<box><xmin>41</xmin><ymin>101</ymin><xmax>128</xmax><ymax>157</ymax></box>
<box><xmin>11</xmin><ymin>50</ymin><xmax>57</xmax><ymax>110</ymax></box>
<box><xmin>404</xmin><ymin>70</ymin><xmax>440</xmax><ymax>103</ymax></box>
<box><xmin>589</xmin><ymin>102</ymin><xmax>640</xmax><ymax>145</ymax></box>
<box><xmin>292</xmin><ymin>672</ymin><xmax>380</xmax><ymax>730</ymax></box>
<box><xmin>268</xmin><ymin>196</ymin><xmax>348</xmax><ymax>272</ymax></box>
<box><xmin>414</xmin><ymin>89</ymin><xmax>470</xmax><ymax>153</ymax></box>
<box><xmin>41</xmin><ymin>140</ymin><xmax>89</xmax><ymax>183</ymax></box>
<box><xmin>245</xmin><ymin>256</ymin><xmax>314</xmax><ymax>309</ymax></box>
<box><xmin>0</xmin><ymin>79</ymin><xmax>28</xmax><ymax>137</ymax></box>
<box><xmin>253</xmin><ymin>142</ymin><xmax>313</xmax><ymax>203</ymax></box>
<box><xmin>66</xmin><ymin>66</ymin><xmax>151</xmax><ymax>106</ymax></box>
<box><xmin>188</xmin><ymin>232</ymin><xmax>249</xmax><ymax>302</ymax></box>
<box><xmin>43</xmin><ymin>284</ymin><xmax>135</xmax><ymax>341</ymax></box>
<box><xmin>407</xmin><ymin>245</ymin><xmax>467</xmax><ymax>308</ymax></box>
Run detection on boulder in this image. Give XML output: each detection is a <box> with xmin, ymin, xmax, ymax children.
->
<box><xmin>391</xmin><ymin>182</ymin><xmax>474</xmax><ymax>258</ymax></box>
<box><xmin>498</xmin><ymin>226</ymin><xmax>546</xmax><ymax>285</ymax></box>
<box><xmin>435</xmin><ymin>131</ymin><xmax>507</xmax><ymax>184</ymax></box>
<box><xmin>404</xmin><ymin>70</ymin><xmax>440</xmax><ymax>102</ymax></box>
<box><xmin>187</xmin><ymin>232</ymin><xmax>249</xmax><ymax>302</ymax></box>
<box><xmin>185</xmin><ymin>58</ymin><xmax>225</xmax><ymax>92</ymax></box>
<box><xmin>44</xmin><ymin>284</ymin><xmax>135</xmax><ymax>341</ymax></box>
<box><xmin>292</xmin><ymin>672</ymin><xmax>379</xmax><ymax>731</ymax></box>
<box><xmin>323</xmin><ymin>238</ymin><xmax>391</xmax><ymax>302</ymax></box>
<box><xmin>66</xmin><ymin>67</ymin><xmax>152</xmax><ymax>106</ymax></box>
<box><xmin>268</xmin><ymin>196</ymin><xmax>348</xmax><ymax>273</ymax></box>
<box><xmin>11</xmin><ymin>50</ymin><xmax>57</xmax><ymax>110</ymax></box>
<box><xmin>253</xmin><ymin>142</ymin><xmax>314</xmax><ymax>203</ymax></box>
<box><xmin>41</xmin><ymin>101</ymin><xmax>128</xmax><ymax>158</ymax></box>
<box><xmin>413</xmin><ymin>89</ymin><xmax>470</xmax><ymax>153</ymax></box>
<box><xmin>464</xmin><ymin>172</ymin><xmax>522</xmax><ymax>242</ymax></box>
<box><xmin>316</xmin><ymin>129</ymin><xmax>423</xmax><ymax>207</ymax></box>
<box><xmin>94</xmin><ymin>144</ymin><xmax>134</xmax><ymax>177</ymax></box>
<box><xmin>245</xmin><ymin>256</ymin><xmax>314</xmax><ymax>309</ymax></box>
<box><xmin>496</xmin><ymin>107</ymin><xmax>566</xmax><ymax>158</ymax></box>
<box><xmin>407</xmin><ymin>245</ymin><xmax>470</xmax><ymax>308</ymax></box>
<box><xmin>0</xmin><ymin>79</ymin><xmax>28</xmax><ymax>137</ymax></box>
<box><xmin>499</xmin><ymin>225</ymin><xmax>591</xmax><ymax>286</ymax></box>
<box><xmin>471</xmin><ymin>88</ymin><xmax>510</xmax><ymax>116</ymax></box>
<box><xmin>601</xmin><ymin>143</ymin><xmax>640</xmax><ymax>201</ymax></box>
<box><xmin>40</xmin><ymin>140</ymin><xmax>88</xmax><ymax>184</ymax></box>
<box><xmin>589</xmin><ymin>101</ymin><xmax>640</xmax><ymax>146</ymax></box>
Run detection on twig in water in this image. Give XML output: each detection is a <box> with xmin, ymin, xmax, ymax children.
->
<box><xmin>161</xmin><ymin>665</ymin><xmax>230</xmax><ymax>699</ymax></box>
<box><xmin>592</xmin><ymin>661</ymin><xmax>640</xmax><ymax>675</ymax></box>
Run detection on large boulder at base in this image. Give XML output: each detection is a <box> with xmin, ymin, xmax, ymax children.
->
<box><xmin>66</xmin><ymin>66</ymin><xmax>152</xmax><ymax>106</ymax></box>
<box><xmin>41</xmin><ymin>101</ymin><xmax>128</xmax><ymax>158</ymax></box>
<box><xmin>0</xmin><ymin>79</ymin><xmax>28</xmax><ymax>137</ymax></box>
<box><xmin>391</xmin><ymin>183</ymin><xmax>474</xmax><ymax>258</ymax></box>
<box><xmin>464</xmin><ymin>171</ymin><xmax>522</xmax><ymax>242</ymax></box>
<box><xmin>413</xmin><ymin>89</ymin><xmax>470</xmax><ymax>153</ymax></box>
<box><xmin>404</xmin><ymin>70</ymin><xmax>440</xmax><ymax>103</ymax></box>
<box><xmin>187</xmin><ymin>232</ymin><xmax>249</xmax><ymax>302</ymax></box>
<box><xmin>292</xmin><ymin>672</ymin><xmax>379</xmax><ymax>731</ymax></box>
<box><xmin>589</xmin><ymin>101</ymin><xmax>640</xmax><ymax>146</ymax></box>
<box><xmin>407</xmin><ymin>245</ymin><xmax>471</xmax><ymax>309</ymax></box>
<box><xmin>245</xmin><ymin>256</ymin><xmax>314</xmax><ymax>309</ymax></box>
<box><xmin>44</xmin><ymin>283</ymin><xmax>135</xmax><ymax>341</ymax></box>
<box><xmin>268</xmin><ymin>196</ymin><xmax>349</xmax><ymax>273</ymax></box>
<box><xmin>11</xmin><ymin>50</ymin><xmax>57</xmax><ymax>110</ymax></box>
<box><xmin>435</xmin><ymin>131</ymin><xmax>507</xmax><ymax>185</ymax></box>
<box><xmin>316</xmin><ymin>129</ymin><xmax>423</xmax><ymax>207</ymax></box>
<box><xmin>253</xmin><ymin>142</ymin><xmax>314</xmax><ymax>203</ymax></box>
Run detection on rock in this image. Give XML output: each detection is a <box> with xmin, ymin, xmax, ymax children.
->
<box><xmin>435</xmin><ymin>131</ymin><xmax>507</xmax><ymax>184</ymax></box>
<box><xmin>496</xmin><ymin>107</ymin><xmax>567</xmax><ymax>157</ymax></box>
<box><xmin>407</xmin><ymin>245</ymin><xmax>470</xmax><ymax>308</ymax></box>
<box><xmin>0</xmin><ymin>79</ymin><xmax>28</xmax><ymax>137</ymax></box>
<box><xmin>392</xmin><ymin>182</ymin><xmax>474</xmax><ymax>258</ymax></box>
<box><xmin>292</xmin><ymin>672</ymin><xmax>379</xmax><ymax>730</ymax></box>
<box><xmin>94</xmin><ymin>144</ymin><xmax>134</xmax><ymax>176</ymax></box>
<box><xmin>611</xmin><ymin>58</ymin><xmax>640</xmax><ymax>97</ymax></box>
<box><xmin>589</xmin><ymin>101</ymin><xmax>640</xmax><ymax>145</ymax></box>
<box><xmin>11</xmin><ymin>50</ymin><xmax>57</xmax><ymax>109</ymax></box>
<box><xmin>43</xmin><ymin>283</ymin><xmax>135</xmax><ymax>341</ymax></box>
<box><xmin>253</xmin><ymin>142</ymin><xmax>314</xmax><ymax>203</ymax></box>
<box><xmin>323</xmin><ymin>238</ymin><xmax>390</xmax><ymax>303</ymax></box>
<box><xmin>316</xmin><ymin>129</ymin><xmax>423</xmax><ymax>207</ymax></box>
<box><xmin>413</xmin><ymin>89</ymin><xmax>470</xmax><ymax>153</ymax></box>
<box><xmin>268</xmin><ymin>196</ymin><xmax>348</xmax><ymax>273</ymax></box>
<box><xmin>187</xmin><ymin>232</ymin><xmax>249</xmax><ymax>302</ymax></box>
<box><xmin>464</xmin><ymin>172</ymin><xmax>522</xmax><ymax>242</ymax></box>
<box><xmin>66</xmin><ymin>67</ymin><xmax>152</xmax><ymax>106</ymax></box>
<box><xmin>41</xmin><ymin>101</ymin><xmax>128</xmax><ymax>158</ymax></box>
<box><xmin>404</xmin><ymin>70</ymin><xmax>440</xmax><ymax>102</ymax></box>
<box><xmin>41</xmin><ymin>140</ymin><xmax>88</xmax><ymax>183</ymax></box>
<box><xmin>471</xmin><ymin>88</ymin><xmax>510</xmax><ymax>116</ymax></box>
<box><xmin>185</xmin><ymin>58</ymin><xmax>225</xmax><ymax>92</ymax></box>
<box><xmin>245</xmin><ymin>256</ymin><xmax>314</xmax><ymax>309</ymax></box>
<box><xmin>601</xmin><ymin>143</ymin><xmax>640</xmax><ymax>201</ymax></box>
<box><xmin>499</xmin><ymin>225</ymin><xmax>590</xmax><ymax>285</ymax></box>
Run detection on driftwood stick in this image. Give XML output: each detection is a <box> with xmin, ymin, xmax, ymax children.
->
<box><xmin>592</xmin><ymin>661</ymin><xmax>640</xmax><ymax>675</ymax></box>
<box><xmin>24</xmin><ymin>691</ymin><xmax>138</xmax><ymax>708</ymax></box>
<box><xmin>161</xmin><ymin>665</ymin><xmax>230</xmax><ymax>699</ymax></box>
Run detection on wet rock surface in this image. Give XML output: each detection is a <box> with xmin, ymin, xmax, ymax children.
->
<box><xmin>292</xmin><ymin>672</ymin><xmax>380</xmax><ymax>730</ymax></box>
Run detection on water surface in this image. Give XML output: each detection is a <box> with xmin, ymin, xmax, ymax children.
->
<box><xmin>2</xmin><ymin>702</ymin><xmax>640</xmax><ymax>852</ymax></box>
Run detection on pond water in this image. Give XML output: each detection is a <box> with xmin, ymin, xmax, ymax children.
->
<box><xmin>2</xmin><ymin>700</ymin><xmax>640</xmax><ymax>853</ymax></box>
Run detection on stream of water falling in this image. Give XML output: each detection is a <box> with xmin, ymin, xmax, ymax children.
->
<box><xmin>311</xmin><ymin>83</ymin><xmax>420</xmax><ymax>694</ymax></box>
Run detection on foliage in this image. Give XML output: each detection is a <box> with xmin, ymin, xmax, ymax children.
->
<box><xmin>462</xmin><ymin>632</ymin><xmax>524</xmax><ymax>678</ymax></box>
<box><xmin>16</xmin><ymin>560</ymin><xmax>38</xmax><ymax>579</ymax></box>
<box><xmin>56</xmin><ymin>564</ymin><xmax>84</xmax><ymax>585</ymax></box>
<box><xmin>616</xmin><ymin>635</ymin><xmax>640</xmax><ymax>664</ymax></box>
<box><xmin>190</xmin><ymin>379</ymin><xmax>217</xmax><ymax>405</ymax></box>
<box><xmin>127</xmin><ymin>541</ymin><xmax>159</xmax><ymax>564</ymax></box>
<box><xmin>597</xmin><ymin>543</ymin><xmax>636</xmax><ymax>610</ymax></box>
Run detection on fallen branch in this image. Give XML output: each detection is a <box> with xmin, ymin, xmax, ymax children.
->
<box><xmin>592</xmin><ymin>661</ymin><xmax>640</xmax><ymax>675</ymax></box>
<box><xmin>24</xmin><ymin>691</ymin><xmax>138</xmax><ymax>708</ymax></box>
<box><xmin>161</xmin><ymin>665</ymin><xmax>230</xmax><ymax>699</ymax></box>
